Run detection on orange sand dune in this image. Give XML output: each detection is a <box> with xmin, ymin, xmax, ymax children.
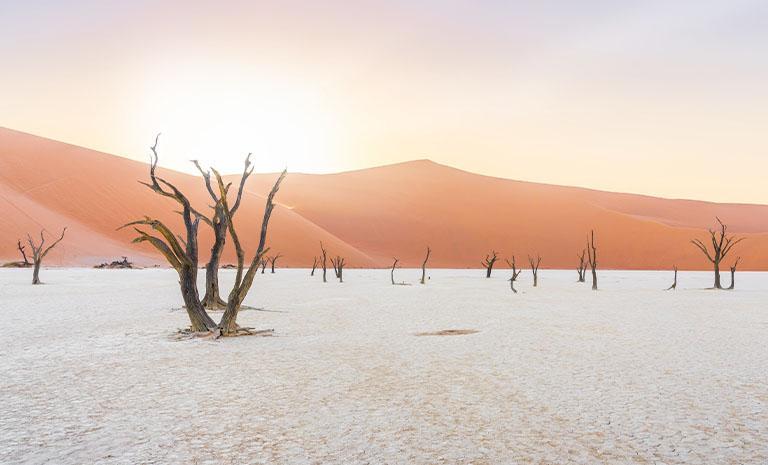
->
<box><xmin>2</xmin><ymin>127</ymin><xmax>768</xmax><ymax>270</ymax></box>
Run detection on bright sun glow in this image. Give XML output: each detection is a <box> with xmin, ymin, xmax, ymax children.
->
<box><xmin>137</xmin><ymin>67</ymin><xmax>340</xmax><ymax>175</ymax></box>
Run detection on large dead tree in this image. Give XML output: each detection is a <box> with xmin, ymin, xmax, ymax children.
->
<box><xmin>192</xmin><ymin>155</ymin><xmax>253</xmax><ymax>309</ymax></box>
<box><xmin>260</xmin><ymin>258</ymin><xmax>267</xmax><ymax>274</ymax></box>
<box><xmin>691</xmin><ymin>218</ymin><xmax>744</xmax><ymax>290</ymax></box>
<box><xmin>482</xmin><ymin>251</ymin><xmax>499</xmax><ymax>278</ymax></box>
<box><xmin>528</xmin><ymin>255</ymin><xmax>541</xmax><ymax>287</ymax></box>
<box><xmin>125</xmin><ymin>136</ymin><xmax>286</xmax><ymax>336</ymax></box>
<box><xmin>666</xmin><ymin>266</ymin><xmax>678</xmax><ymax>291</ymax></box>
<box><xmin>27</xmin><ymin>228</ymin><xmax>66</xmax><ymax>284</ymax></box>
<box><xmin>331</xmin><ymin>256</ymin><xmax>346</xmax><ymax>282</ymax></box>
<box><xmin>587</xmin><ymin>230</ymin><xmax>598</xmax><ymax>290</ymax></box>
<box><xmin>577</xmin><ymin>249</ymin><xmax>587</xmax><ymax>283</ymax></box>
<box><xmin>320</xmin><ymin>242</ymin><xmax>328</xmax><ymax>283</ymax></box>
<box><xmin>311</xmin><ymin>256</ymin><xmax>318</xmax><ymax>276</ymax></box>
<box><xmin>727</xmin><ymin>257</ymin><xmax>741</xmax><ymax>290</ymax></box>
<box><xmin>420</xmin><ymin>247</ymin><xmax>431</xmax><ymax>284</ymax></box>
<box><xmin>17</xmin><ymin>240</ymin><xmax>32</xmax><ymax>266</ymax></box>
<box><xmin>505</xmin><ymin>256</ymin><xmax>522</xmax><ymax>293</ymax></box>
<box><xmin>269</xmin><ymin>253</ymin><xmax>282</xmax><ymax>273</ymax></box>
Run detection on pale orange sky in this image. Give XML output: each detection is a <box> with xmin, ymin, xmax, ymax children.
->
<box><xmin>1</xmin><ymin>1</ymin><xmax>767</xmax><ymax>203</ymax></box>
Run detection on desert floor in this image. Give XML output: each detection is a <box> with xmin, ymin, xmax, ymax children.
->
<box><xmin>1</xmin><ymin>268</ymin><xmax>767</xmax><ymax>464</ymax></box>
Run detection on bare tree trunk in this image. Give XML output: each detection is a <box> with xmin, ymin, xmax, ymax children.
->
<box><xmin>260</xmin><ymin>259</ymin><xmax>267</xmax><ymax>274</ymax></box>
<box><xmin>17</xmin><ymin>240</ymin><xmax>31</xmax><ymax>266</ymax></box>
<box><xmin>482</xmin><ymin>251</ymin><xmax>498</xmax><ymax>278</ymax></box>
<box><xmin>666</xmin><ymin>266</ymin><xmax>678</xmax><ymax>290</ymax></box>
<box><xmin>201</xmin><ymin>215</ymin><xmax>227</xmax><ymax>309</ymax></box>
<box><xmin>528</xmin><ymin>255</ymin><xmax>541</xmax><ymax>287</ymax></box>
<box><xmin>420</xmin><ymin>247</ymin><xmax>431</xmax><ymax>284</ymax></box>
<box><xmin>587</xmin><ymin>230</ymin><xmax>598</xmax><ymax>291</ymax></box>
<box><xmin>269</xmin><ymin>254</ymin><xmax>281</xmax><ymax>273</ymax></box>
<box><xmin>311</xmin><ymin>257</ymin><xmax>318</xmax><ymax>276</ymax></box>
<box><xmin>727</xmin><ymin>257</ymin><xmax>740</xmax><ymax>290</ymax></box>
<box><xmin>391</xmin><ymin>258</ymin><xmax>398</xmax><ymax>285</ymax></box>
<box><xmin>331</xmin><ymin>256</ymin><xmax>345</xmax><ymax>282</ymax></box>
<box><xmin>577</xmin><ymin>249</ymin><xmax>587</xmax><ymax>282</ymax></box>
<box><xmin>320</xmin><ymin>242</ymin><xmax>328</xmax><ymax>283</ymax></box>
<box><xmin>505</xmin><ymin>257</ymin><xmax>522</xmax><ymax>293</ymax></box>
<box><xmin>27</xmin><ymin>228</ymin><xmax>67</xmax><ymax>285</ymax></box>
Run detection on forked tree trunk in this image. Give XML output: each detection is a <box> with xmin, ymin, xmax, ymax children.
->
<box><xmin>727</xmin><ymin>257</ymin><xmax>740</xmax><ymax>290</ymax></box>
<box><xmin>505</xmin><ymin>257</ymin><xmax>522</xmax><ymax>293</ymax></box>
<box><xmin>201</xmin><ymin>216</ymin><xmax>227</xmax><ymax>309</ymax></box>
<box><xmin>27</xmin><ymin>227</ymin><xmax>67</xmax><ymax>285</ymax></box>
<box><xmin>482</xmin><ymin>251</ymin><xmax>499</xmax><ymax>278</ymax></box>
<box><xmin>587</xmin><ymin>230</ymin><xmax>598</xmax><ymax>291</ymax></box>
<box><xmin>32</xmin><ymin>261</ymin><xmax>41</xmax><ymax>285</ymax></box>
<box><xmin>528</xmin><ymin>255</ymin><xmax>541</xmax><ymax>287</ymax></box>
<box><xmin>577</xmin><ymin>249</ymin><xmax>587</xmax><ymax>283</ymax></box>
<box><xmin>320</xmin><ymin>242</ymin><xmax>328</xmax><ymax>283</ymax></box>
<box><xmin>691</xmin><ymin>218</ymin><xmax>744</xmax><ymax>290</ymax></box>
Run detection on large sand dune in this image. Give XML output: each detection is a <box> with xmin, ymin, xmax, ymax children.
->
<box><xmin>2</xmin><ymin>127</ymin><xmax>768</xmax><ymax>269</ymax></box>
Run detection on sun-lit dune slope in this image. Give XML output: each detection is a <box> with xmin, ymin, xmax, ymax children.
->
<box><xmin>0</xmin><ymin>127</ymin><xmax>375</xmax><ymax>267</ymax></box>
<box><xmin>3</xmin><ymin>127</ymin><xmax>768</xmax><ymax>269</ymax></box>
<box><xmin>242</xmin><ymin>160</ymin><xmax>768</xmax><ymax>270</ymax></box>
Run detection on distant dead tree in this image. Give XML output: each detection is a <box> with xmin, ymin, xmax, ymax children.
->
<box><xmin>691</xmin><ymin>218</ymin><xmax>744</xmax><ymax>289</ymax></box>
<box><xmin>260</xmin><ymin>258</ymin><xmax>267</xmax><ymax>274</ymax></box>
<box><xmin>420</xmin><ymin>247</ymin><xmax>431</xmax><ymax>284</ymax></box>
<box><xmin>666</xmin><ymin>266</ymin><xmax>678</xmax><ymax>291</ymax></box>
<box><xmin>17</xmin><ymin>240</ymin><xmax>31</xmax><ymax>266</ymax></box>
<box><xmin>391</xmin><ymin>258</ymin><xmax>399</xmax><ymax>285</ymax></box>
<box><xmin>311</xmin><ymin>256</ymin><xmax>318</xmax><ymax>276</ymax></box>
<box><xmin>727</xmin><ymin>257</ymin><xmax>741</xmax><ymax>290</ymax></box>
<box><xmin>482</xmin><ymin>251</ymin><xmax>499</xmax><ymax>278</ymax></box>
<box><xmin>577</xmin><ymin>249</ymin><xmax>587</xmax><ymax>283</ymax></box>
<box><xmin>331</xmin><ymin>256</ymin><xmax>346</xmax><ymax>282</ymax></box>
<box><xmin>320</xmin><ymin>242</ymin><xmax>328</xmax><ymax>283</ymax></box>
<box><xmin>124</xmin><ymin>135</ymin><xmax>286</xmax><ymax>336</ymax></box>
<box><xmin>26</xmin><ymin>228</ymin><xmax>67</xmax><ymax>284</ymax></box>
<box><xmin>269</xmin><ymin>254</ymin><xmax>282</xmax><ymax>273</ymax></box>
<box><xmin>505</xmin><ymin>256</ymin><xmax>522</xmax><ymax>293</ymax></box>
<box><xmin>192</xmin><ymin>155</ymin><xmax>252</xmax><ymax>309</ymax></box>
<box><xmin>528</xmin><ymin>254</ymin><xmax>541</xmax><ymax>287</ymax></box>
<box><xmin>587</xmin><ymin>230</ymin><xmax>598</xmax><ymax>290</ymax></box>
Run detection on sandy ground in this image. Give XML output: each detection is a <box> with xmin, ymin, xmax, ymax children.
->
<box><xmin>1</xmin><ymin>268</ymin><xmax>767</xmax><ymax>464</ymax></box>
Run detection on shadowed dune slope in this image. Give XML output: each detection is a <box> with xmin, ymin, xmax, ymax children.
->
<box><xmin>3</xmin><ymin>127</ymin><xmax>768</xmax><ymax>269</ymax></box>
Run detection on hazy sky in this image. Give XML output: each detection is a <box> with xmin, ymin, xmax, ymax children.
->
<box><xmin>2</xmin><ymin>0</ymin><xmax>767</xmax><ymax>202</ymax></box>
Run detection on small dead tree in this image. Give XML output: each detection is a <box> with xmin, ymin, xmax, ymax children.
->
<box><xmin>193</xmin><ymin>155</ymin><xmax>253</xmax><ymax>310</ymax></box>
<box><xmin>666</xmin><ymin>266</ymin><xmax>678</xmax><ymax>291</ymax></box>
<box><xmin>587</xmin><ymin>230</ymin><xmax>598</xmax><ymax>291</ymax></box>
<box><xmin>691</xmin><ymin>218</ymin><xmax>744</xmax><ymax>290</ymax></box>
<box><xmin>391</xmin><ymin>258</ymin><xmax>399</xmax><ymax>285</ymax></box>
<box><xmin>577</xmin><ymin>249</ymin><xmax>587</xmax><ymax>283</ymax></box>
<box><xmin>260</xmin><ymin>258</ymin><xmax>267</xmax><ymax>274</ymax></box>
<box><xmin>505</xmin><ymin>256</ymin><xmax>522</xmax><ymax>293</ymax></box>
<box><xmin>331</xmin><ymin>256</ymin><xmax>346</xmax><ymax>282</ymax></box>
<box><xmin>528</xmin><ymin>254</ymin><xmax>541</xmax><ymax>287</ymax></box>
<box><xmin>420</xmin><ymin>246</ymin><xmax>431</xmax><ymax>284</ymax></box>
<box><xmin>17</xmin><ymin>240</ymin><xmax>32</xmax><ymax>266</ymax></box>
<box><xmin>727</xmin><ymin>257</ymin><xmax>741</xmax><ymax>290</ymax></box>
<box><xmin>320</xmin><ymin>242</ymin><xmax>328</xmax><ymax>283</ymax></box>
<box><xmin>482</xmin><ymin>251</ymin><xmax>499</xmax><ymax>278</ymax></box>
<box><xmin>27</xmin><ymin>228</ymin><xmax>67</xmax><ymax>284</ymax></box>
<box><xmin>269</xmin><ymin>253</ymin><xmax>282</xmax><ymax>273</ymax></box>
<box><xmin>310</xmin><ymin>256</ymin><xmax>318</xmax><ymax>276</ymax></box>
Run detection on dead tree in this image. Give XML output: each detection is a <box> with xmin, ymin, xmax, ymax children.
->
<box><xmin>505</xmin><ymin>257</ymin><xmax>522</xmax><ymax>293</ymax></box>
<box><xmin>528</xmin><ymin>254</ymin><xmax>541</xmax><ymax>287</ymax></box>
<box><xmin>727</xmin><ymin>257</ymin><xmax>741</xmax><ymax>290</ymax></box>
<box><xmin>587</xmin><ymin>230</ymin><xmax>598</xmax><ymax>290</ymax></box>
<box><xmin>125</xmin><ymin>135</ymin><xmax>286</xmax><ymax>336</ymax></box>
<box><xmin>691</xmin><ymin>218</ymin><xmax>744</xmax><ymax>289</ymax></box>
<box><xmin>260</xmin><ymin>258</ymin><xmax>267</xmax><ymax>274</ymax></box>
<box><xmin>331</xmin><ymin>256</ymin><xmax>346</xmax><ymax>282</ymax></box>
<box><xmin>320</xmin><ymin>242</ymin><xmax>328</xmax><ymax>283</ymax></box>
<box><xmin>666</xmin><ymin>266</ymin><xmax>678</xmax><ymax>291</ymax></box>
<box><xmin>269</xmin><ymin>253</ymin><xmax>282</xmax><ymax>273</ymax></box>
<box><xmin>311</xmin><ymin>256</ymin><xmax>318</xmax><ymax>276</ymax></box>
<box><xmin>17</xmin><ymin>240</ymin><xmax>31</xmax><ymax>266</ymax></box>
<box><xmin>27</xmin><ymin>228</ymin><xmax>67</xmax><ymax>284</ymax></box>
<box><xmin>482</xmin><ymin>251</ymin><xmax>499</xmax><ymax>278</ymax></box>
<box><xmin>420</xmin><ymin>246</ymin><xmax>431</xmax><ymax>284</ymax></box>
<box><xmin>193</xmin><ymin>155</ymin><xmax>253</xmax><ymax>309</ymax></box>
<box><xmin>577</xmin><ymin>249</ymin><xmax>587</xmax><ymax>282</ymax></box>
<box><xmin>391</xmin><ymin>258</ymin><xmax>399</xmax><ymax>285</ymax></box>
